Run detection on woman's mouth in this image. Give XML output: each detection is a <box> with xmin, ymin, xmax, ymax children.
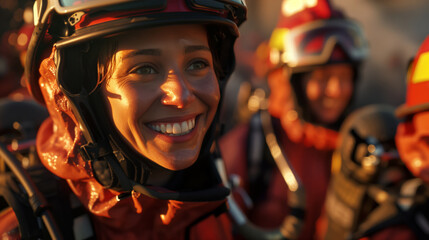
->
<box><xmin>148</xmin><ymin>117</ymin><xmax>196</xmax><ymax>136</ymax></box>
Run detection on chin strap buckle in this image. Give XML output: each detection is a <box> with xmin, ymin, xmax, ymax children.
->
<box><xmin>79</xmin><ymin>143</ymin><xmax>111</xmax><ymax>161</ymax></box>
<box><xmin>116</xmin><ymin>192</ymin><xmax>132</xmax><ymax>202</ymax></box>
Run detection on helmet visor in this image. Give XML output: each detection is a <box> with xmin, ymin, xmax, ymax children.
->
<box><xmin>58</xmin><ymin>0</ymin><xmax>161</xmax><ymax>8</ymax></box>
<box><xmin>278</xmin><ymin>19</ymin><xmax>368</xmax><ymax>68</ymax></box>
<box><xmin>38</xmin><ymin>0</ymin><xmax>245</xmax><ymax>22</ymax></box>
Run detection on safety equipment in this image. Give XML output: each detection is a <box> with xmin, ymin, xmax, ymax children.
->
<box><xmin>396</xmin><ymin>36</ymin><xmax>429</xmax><ymax>118</ymax></box>
<box><xmin>225</xmin><ymin>110</ymin><xmax>306</xmax><ymax>240</ymax></box>
<box><xmin>26</xmin><ymin>0</ymin><xmax>246</xmax><ymax>103</ymax></box>
<box><xmin>324</xmin><ymin>104</ymin><xmax>413</xmax><ymax>240</ymax></box>
<box><xmin>268</xmin><ymin>0</ymin><xmax>368</xmax><ymax>71</ymax></box>
<box><xmin>24</xmin><ymin>0</ymin><xmax>247</xmax><ymax>201</ymax></box>
<box><xmin>269</xmin><ymin>19</ymin><xmax>368</xmax><ymax>69</ymax></box>
<box><xmin>337</xmin><ymin>105</ymin><xmax>400</xmax><ymax>183</ymax></box>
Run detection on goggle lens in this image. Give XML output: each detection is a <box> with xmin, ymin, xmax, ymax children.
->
<box><xmin>271</xmin><ymin>19</ymin><xmax>368</xmax><ymax>67</ymax></box>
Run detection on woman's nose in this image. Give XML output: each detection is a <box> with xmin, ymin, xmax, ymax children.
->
<box><xmin>160</xmin><ymin>69</ymin><xmax>195</xmax><ymax>108</ymax></box>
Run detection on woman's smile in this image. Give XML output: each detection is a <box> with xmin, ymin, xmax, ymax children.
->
<box><xmin>147</xmin><ymin>116</ymin><xmax>197</xmax><ymax>136</ymax></box>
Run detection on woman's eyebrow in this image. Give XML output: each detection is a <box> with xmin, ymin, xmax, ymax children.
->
<box><xmin>185</xmin><ymin>45</ymin><xmax>210</xmax><ymax>54</ymax></box>
<box><xmin>122</xmin><ymin>45</ymin><xmax>209</xmax><ymax>59</ymax></box>
<box><xmin>123</xmin><ymin>49</ymin><xmax>161</xmax><ymax>59</ymax></box>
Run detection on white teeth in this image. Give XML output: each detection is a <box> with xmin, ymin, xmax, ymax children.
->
<box><xmin>161</xmin><ymin>124</ymin><xmax>166</xmax><ymax>133</ymax></box>
<box><xmin>173</xmin><ymin>123</ymin><xmax>180</xmax><ymax>134</ymax></box>
<box><xmin>148</xmin><ymin>117</ymin><xmax>197</xmax><ymax>136</ymax></box>
<box><xmin>181</xmin><ymin>121</ymin><xmax>189</xmax><ymax>132</ymax></box>
<box><xmin>166</xmin><ymin>124</ymin><xmax>173</xmax><ymax>134</ymax></box>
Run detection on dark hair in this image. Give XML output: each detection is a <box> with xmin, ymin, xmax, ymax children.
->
<box><xmin>95</xmin><ymin>39</ymin><xmax>118</xmax><ymax>90</ymax></box>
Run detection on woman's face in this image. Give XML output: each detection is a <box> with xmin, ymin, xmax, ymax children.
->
<box><xmin>303</xmin><ymin>63</ymin><xmax>354</xmax><ymax>124</ymax></box>
<box><xmin>101</xmin><ymin>24</ymin><xmax>220</xmax><ymax>170</ymax></box>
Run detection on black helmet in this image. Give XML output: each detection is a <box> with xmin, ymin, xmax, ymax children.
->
<box><xmin>338</xmin><ymin>104</ymin><xmax>401</xmax><ymax>183</ymax></box>
<box><xmin>24</xmin><ymin>0</ymin><xmax>247</xmax><ymax>201</ymax></box>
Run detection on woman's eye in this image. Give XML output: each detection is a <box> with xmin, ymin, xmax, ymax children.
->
<box><xmin>187</xmin><ymin>60</ymin><xmax>208</xmax><ymax>71</ymax></box>
<box><xmin>132</xmin><ymin>65</ymin><xmax>158</xmax><ymax>75</ymax></box>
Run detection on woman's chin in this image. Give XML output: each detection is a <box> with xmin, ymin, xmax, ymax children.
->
<box><xmin>154</xmin><ymin>153</ymin><xmax>199</xmax><ymax>171</ymax></box>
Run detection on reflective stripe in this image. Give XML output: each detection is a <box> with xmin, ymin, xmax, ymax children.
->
<box><xmin>412</xmin><ymin>52</ymin><xmax>429</xmax><ymax>83</ymax></box>
<box><xmin>416</xmin><ymin>213</ymin><xmax>429</xmax><ymax>235</ymax></box>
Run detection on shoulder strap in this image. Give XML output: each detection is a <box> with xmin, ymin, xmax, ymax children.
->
<box><xmin>0</xmin><ymin>165</ymin><xmax>96</xmax><ymax>240</ymax></box>
<box><xmin>246</xmin><ymin>111</ymin><xmax>274</xmax><ymax>202</ymax></box>
<box><xmin>0</xmin><ymin>171</ymin><xmax>42</xmax><ymax>239</ymax></box>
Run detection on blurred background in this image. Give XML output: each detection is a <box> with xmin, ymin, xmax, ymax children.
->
<box><xmin>1</xmin><ymin>0</ymin><xmax>429</xmax><ymax>128</ymax></box>
<box><xmin>0</xmin><ymin>0</ymin><xmax>34</xmax><ymax>99</ymax></box>
<box><xmin>222</xmin><ymin>0</ymin><xmax>429</xmax><ymax>129</ymax></box>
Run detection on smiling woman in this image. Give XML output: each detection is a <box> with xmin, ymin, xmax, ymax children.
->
<box><xmin>103</xmin><ymin>25</ymin><xmax>220</xmax><ymax>171</ymax></box>
<box><xmin>0</xmin><ymin>0</ymin><xmax>247</xmax><ymax>239</ymax></box>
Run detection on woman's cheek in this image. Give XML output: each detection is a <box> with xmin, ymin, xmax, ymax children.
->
<box><xmin>306</xmin><ymin>80</ymin><xmax>320</xmax><ymax>100</ymax></box>
<box><xmin>341</xmin><ymin>81</ymin><xmax>354</xmax><ymax>101</ymax></box>
<box><xmin>196</xmin><ymin>75</ymin><xmax>220</xmax><ymax>106</ymax></box>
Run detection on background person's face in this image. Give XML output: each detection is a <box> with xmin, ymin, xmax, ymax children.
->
<box><xmin>101</xmin><ymin>24</ymin><xmax>220</xmax><ymax>170</ymax></box>
<box><xmin>396</xmin><ymin>111</ymin><xmax>429</xmax><ymax>184</ymax></box>
<box><xmin>303</xmin><ymin>64</ymin><xmax>354</xmax><ymax>124</ymax></box>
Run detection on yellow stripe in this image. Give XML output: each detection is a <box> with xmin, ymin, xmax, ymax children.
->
<box><xmin>269</xmin><ymin>28</ymin><xmax>289</xmax><ymax>52</ymax></box>
<box><xmin>413</xmin><ymin>52</ymin><xmax>429</xmax><ymax>83</ymax></box>
<box><xmin>331</xmin><ymin>150</ymin><xmax>342</xmax><ymax>174</ymax></box>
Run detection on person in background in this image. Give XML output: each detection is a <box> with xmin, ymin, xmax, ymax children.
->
<box><xmin>322</xmin><ymin>104</ymin><xmax>414</xmax><ymax>240</ymax></box>
<box><xmin>346</xmin><ymin>36</ymin><xmax>429</xmax><ymax>240</ymax></box>
<box><xmin>219</xmin><ymin>0</ymin><xmax>368</xmax><ymax>239</ymax></box>
<box><xmin>0</xmin><ymin>0</ymin><xmax>247</xmax><ymax>239</ymax></box>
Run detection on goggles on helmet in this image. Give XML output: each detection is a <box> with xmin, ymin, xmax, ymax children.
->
<box><xmin>269</xmin><ymin>18</ymin><xmax>368</xmax><ymax>69</ymax></box>
<box><xmin>27</xmin><ymin>0</ymin><xmax>246</xmax><ymax>103</ymax></box>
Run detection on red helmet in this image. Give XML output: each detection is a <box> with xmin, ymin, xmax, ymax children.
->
<box><xmin>26</xmin><ymin>0</ymin><xmax>247</xmax><ymax>104</ymax></box>
<box><xmin>396</xmin><ymin>37</ymin><xmax>429</xmax><ymax>118</ymax></box>
<box><xmin>266</xmin><ymin>0</ymin><xmax>368</xmax><ymax>132</ymax></box>
<box><xmin>396</xmin><ymin>36</ymin><xmax>429</xmax><ymax>184</ymax></box>
<box><xmin>268</xmin><ymin>0</ymin><xmax>368</xmax><ymax>71</ymax></box>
